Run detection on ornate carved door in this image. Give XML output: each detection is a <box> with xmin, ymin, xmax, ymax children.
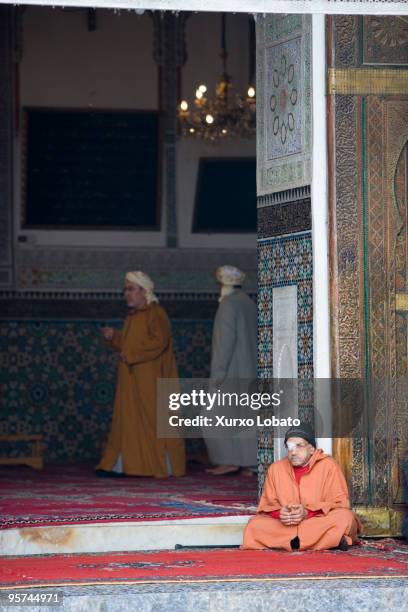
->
<box><xmin>329</xmin><ymin>16</ymin><xmax>408</xmax><ymax>528</ymax></box>
<box><xmin>391</xmin><ymin>138</ymin><xmax>408</xmax><ymax>506</ymax></box>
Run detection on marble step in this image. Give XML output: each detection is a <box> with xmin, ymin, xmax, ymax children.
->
<box><xmin>0</xmin><ymin>515</ymin><xmax>251</xmax><ymax>556</ymax></box>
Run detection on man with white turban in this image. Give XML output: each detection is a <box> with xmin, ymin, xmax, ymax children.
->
<box><xmin>205</xmin><ymin>265</ymin><xmax>258</xmax><ymax>476</ymax></box>
<box><xmin>96</xmin><ymin>271</ymin><xmax>185</xmax><ymax>478</ymax></box>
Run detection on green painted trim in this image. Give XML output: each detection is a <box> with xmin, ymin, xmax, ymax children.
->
<box><xmin>358</xmin><ymin>16</ymin><xmax>364</xmax><ymax>67</ymax></box>
<box><xmin>361</xmin><ymin>98</ymin><xmax>372</xmax><ymax>506</ymax></box>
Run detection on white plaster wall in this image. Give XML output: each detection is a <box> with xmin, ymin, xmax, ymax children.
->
<box><xmin>14</xmin><ymin>8</ymin><xmax>256</xmax><ymax>251</ymax></box>
<box><xmin>20</xmin><ymin>9</ymin><xmax>158</xmax><ymax>110</ymax></box>
<box><xmin>16</xmin><ymin>7</ymin><xmax>165</xmax><ymax>248</ymax></box>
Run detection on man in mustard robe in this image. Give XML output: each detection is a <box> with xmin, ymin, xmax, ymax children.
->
<box><xmin>96</xmin><ymin>271</ymin><xmax>185</xmax><ymax>478</ymax></box>
<box><xmin>242</xmin><ymin>424</ymin><xmax>360</xmax><ymax>551</ymax></box>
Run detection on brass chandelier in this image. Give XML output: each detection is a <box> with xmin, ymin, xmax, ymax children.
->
<box><xmin>178</xmin><ymin>14</ymin><xmax>256</xmax><ymax>143</ymax></box>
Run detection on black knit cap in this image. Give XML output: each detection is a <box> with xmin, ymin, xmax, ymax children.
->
<box><xmin>284</xmin><ymin>423</ymin><xmax>316</xmax><ymax>449</ymax></box>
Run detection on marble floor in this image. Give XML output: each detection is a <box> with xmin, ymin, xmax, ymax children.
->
<box><xmin>2</xmin><ymin>577</ymin><xmax>407</xmax><ymax>612</ymax></box>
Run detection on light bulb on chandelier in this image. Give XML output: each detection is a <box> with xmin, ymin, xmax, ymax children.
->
<box><xmin>178</xmin><ymin>14</ymin><xmax>256</xmax><ymax>143</ymax></box>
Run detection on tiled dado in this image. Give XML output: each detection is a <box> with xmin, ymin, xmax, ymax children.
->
<box><xmin>0</xmin><ymin>293</ymin><xmax>221</xmax><ymax>320</ymax></box>
<box><xmin>0</xmin><ymin>319</ymin><xmax>212</xmax><ymax>463</ymax></box>
<box><xmin>258</xmin><ymin>232</ymin><xmax>313</xmax><ymax>379</ymax></box>
<box><xmin>15</xmin><ymin>248</ymin><xmax>257</xmax><ymax>293</ymax></box>
<box><xmin>257</xmin><ymin>232</ymin><xmax>313</xmax><ymax>489</ymax></box>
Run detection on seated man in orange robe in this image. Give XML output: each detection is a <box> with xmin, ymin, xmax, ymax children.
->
<box><xmin>96</xmin><ymin>270</ymin><xmax>185</xmax><ymax>479</ymax></box>
<box><xmin>242</xmin><ymin>424</ymin><xmax>360</xmax><ymax>551</ymax></box>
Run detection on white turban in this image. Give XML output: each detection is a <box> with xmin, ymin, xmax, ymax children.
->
<box><xmin>216</xmin><ymin>265</ymin><xmax>246</xmax><ymax>287</ymax></box>
<box><xmin>125</xmin><ymin>271</ymin><xmax>159</xmax><ymax>304</ymax></box>
<box><xmin>215</xmin><ymin>265</ymin><xmax>245</xmax><ymax>302</ymax></box>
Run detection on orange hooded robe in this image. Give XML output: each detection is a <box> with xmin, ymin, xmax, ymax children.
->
<box><xmin>242</xmin><ymin>449</ymin><xmax>360</xmax><ymax>551</ymax></box>
<box><xmin>97</xmin><ymin>302</ymin><xmax>185</xmax><ymax>478</ymax></box>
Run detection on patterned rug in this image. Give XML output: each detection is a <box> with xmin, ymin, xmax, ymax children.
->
<box><xmin>0</xmin><ymin>464</ymin><xmax>257</xmax><ymax>529</ymax></box>
<box><xmin>1</xmin><ymin>540</ymin><xmax>407</xmax><ymax>587</ymax></box>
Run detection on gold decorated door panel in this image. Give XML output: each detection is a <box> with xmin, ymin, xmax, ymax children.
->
<box><xmin>328</xmin><ymin>16</ymin><xmax>408</xmax><ymax>522</ymax></box>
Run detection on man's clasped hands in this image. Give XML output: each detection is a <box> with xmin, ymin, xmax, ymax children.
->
<box><xmin>279</xmin><ymin>504</ymin><xmax>308</xmax><ymax>525</ymax></box>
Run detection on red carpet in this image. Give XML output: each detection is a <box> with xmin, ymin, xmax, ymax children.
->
<box><xmin>0</xmin><ymin>464</ymin><xmax>256</xmax><ymax>529</ymax></box>
<box><xmin>1</xmin><ymin>540</ymin><xmax>407</xmax><ymax>587</ymax></box>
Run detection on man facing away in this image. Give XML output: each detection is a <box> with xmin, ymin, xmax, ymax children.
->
<box><xmin>242</xmin><ymin>424</ymin><xmax>361</xmax><ymax>551</ymax></box>
<box><xmin>205</xmin><ymin>265</ymin><xmax>258</xmax><ymax>476</ymax></box>
<box><xmin>96</xmin><ymin>271</ymin><xmax>185</xmax><ymax>478</ymax></box>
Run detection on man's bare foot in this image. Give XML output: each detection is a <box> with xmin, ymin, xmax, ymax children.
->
<box><xmin>206</xmin><ymin>465</ymin><xmax>241</xmax><ymax>475</ymax></box>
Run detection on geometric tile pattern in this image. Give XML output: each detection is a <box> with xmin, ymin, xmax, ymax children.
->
<box><xmin>257</xmin><ymin>231</ymin><xmax>313</xmax><ymax>489</ymax></box>
<box><xmin>15</xmin><ymin>248</ymin><xmax>257</xmax><ymax>293</ymax></box>
<box><xmin>258</xmin><ymin>233</ymin><xmax>313</xmax><ymax>378</ymax></box>
<box><xmin>265</xmin><ymin>36</ymin><xmax>302</xmax><ymax>160</ymax></box>
<box><xmin>256</xmin><ymin>14</ymin><xmax>311</xmax><ymax>195</ymax></box>
<box><xmin>0</xmin><ymin>319</ymin><xmax>212</xmax><ymax>463</ymax></box>
<box><xmin>255</xmin><ymin>14</ymin><xmax>313</xmax><ymax>492</ymax></box>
